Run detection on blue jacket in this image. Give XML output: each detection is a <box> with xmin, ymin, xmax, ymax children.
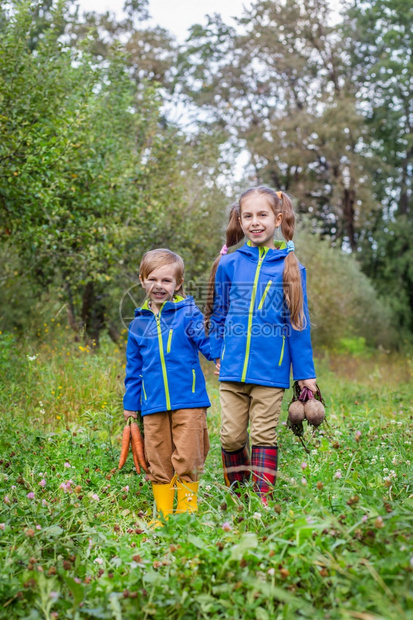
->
<box><xmin>123</xmin><ymin>296</ymin><xmax>212</xmax><ymax>415</ymax></box>
<box><xmin>209</xmin><ymin>241</ymin><xmax>316</xmax><ymax>388</ymax></box>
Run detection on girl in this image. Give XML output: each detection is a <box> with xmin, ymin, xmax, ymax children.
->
<box><xmin>205</xmin><ymin>186</ymin><xmax>317</xmax><ymax>503</ymax></box>
<box><xmin>123</xmin><ymin>249</ymin><xmax>212</xmax><ymax>523</ymax></box>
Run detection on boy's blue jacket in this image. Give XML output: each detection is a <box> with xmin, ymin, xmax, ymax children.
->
<box><xmin>123</xmin><ymin>296</ymin><xmax>212</xmax><ymax>415</ymax></box>
<box><xmin>210</xmin><ymin>241</ymin><xmax>316</xmax><ymax>388</ymax></box>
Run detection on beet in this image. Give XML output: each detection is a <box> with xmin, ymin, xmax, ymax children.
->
<box><xmin>287</xmin><ymin>382</ymin><xmax>327</xmax><ymax>450</ymax></box>
<box><xmin>288</xmin><ymin>400</ymin><xmax>305</xmax><ymax>425</ymax></box>
<box><xmin>304</xmin><ymin>399</ymin><xmax>326</xmax><ymax>427</ymax></box>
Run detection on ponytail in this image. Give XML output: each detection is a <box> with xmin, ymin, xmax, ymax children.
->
<box><xmin>278</xmin><ymin>192</ymin><xmax>305</xmax><ymax>331</ymax></box>
<box><xmin>205</xmin><ymin>203</ymin><xmax>244</xmax><ymax>333</ymax></box>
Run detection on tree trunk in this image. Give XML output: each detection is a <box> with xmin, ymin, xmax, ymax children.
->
<box><xmin>398</xmin><ymin>145</ymin><xmax>412</xmax><ymax>216</ymax></box>
<box><xmin>81</xmin><ymin>281</ymin><xmax>105</xmax><ymax>348</ymax></box>
<box><xmin>342</xmin><ymin>187</ymin><xmax>357</xmax><ymax>251</ymax></box>
<box><xmin>108</xmin><ymin>321</ymin><xmax>122</xmax><ymax>345</ymax></box>
<box><xmin>65</xmin><ymin>281</ymin><xmax>80</xmax><ymax>342</ymax></box>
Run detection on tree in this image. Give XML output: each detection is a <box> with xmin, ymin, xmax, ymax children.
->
<box><xmin>178</xmin><ymin>0</ymin><xmax>378</xmax><ymax>250</ymax></box>
<box><xmin>67</xmin><ymin>1</ymin><xmax>177</xmax><ymax>89</ymax></box>
<box><xmin>0</xmin><ymin>0</ymin><xmax>164</xmax><ymax>344</ymax></box>
<box><xmin>344</xmin><ymin>0</ymin><xmax>413</xmax><ymax>334</ymax></box>
<box><xmin>0</xmin><ymin>0</ymin><xmax>231</xmax><ymax>344</ymax></box>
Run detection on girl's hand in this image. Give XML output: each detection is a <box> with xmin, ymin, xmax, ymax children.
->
<box><xmin>214</xmin><ymin>358</ymin><xmax>220</xmax><ymax>376</ymax></box>
<box><xmin>298</xmin><ymin>378</ymin><xmax>317</xmax><ymax>394</ymax></box>
<box><xmin>123</xmin><ymin>409</ymin><xmax>137</xmax><ymax>421</ymax></box>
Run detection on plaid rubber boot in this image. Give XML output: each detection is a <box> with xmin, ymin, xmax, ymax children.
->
<box><xmin>251</xmin><ymin>445</ymin><xmax>278</xmax><ymax>504</ymax></box>
<box><xmin>221</xmin><ymin>444</ymin><xmax>251</xmax><ymax>491</ymax></box>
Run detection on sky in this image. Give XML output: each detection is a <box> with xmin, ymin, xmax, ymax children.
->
<box><xmin>78</xmin><ymin>0</ymin><xmax>343</xmax><ymax>42</ymax></box>
<box><xmin>77</xmin><ymin>0</ymin><xmax>253</xmax><ymax>41</ymax></box>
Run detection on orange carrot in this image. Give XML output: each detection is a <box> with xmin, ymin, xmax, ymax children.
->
<box><xmin>130</xmin><ymin>422</ymin><xmax>149</xmax><ymax>473</ymax></box>
<box><xmin>130</xmin><ymin>433</ymin><xmax>141</xmax><ymax>474</ymax></box>
<box><xmin>118</xmin><ymin>422</ymin><xmax>131</xmax><ymax>469</ymax></box>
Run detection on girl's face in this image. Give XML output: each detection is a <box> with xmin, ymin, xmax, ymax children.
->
<box><xmin>140</xmin><ymin>264</ymin><xmax>182</xmax><ymax>311</ymax></box>
<box><xmin>239</xmin><ymin>193</ymin><xmax>282</xmax><ymax>249</ymax></box>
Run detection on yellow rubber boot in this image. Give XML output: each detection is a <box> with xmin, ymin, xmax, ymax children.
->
<box><xmin>151</xmin><ymin>482</ymin><xmax>175</xmax><ymax>527</ymax></box>
<box><xmin>176</xmin><ymin>480</ymin><xmax>199</xmax><ymax>514</ymax></box>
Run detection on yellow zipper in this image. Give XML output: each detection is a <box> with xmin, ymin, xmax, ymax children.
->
<box><xmin>278</xmin><ymin>335</ymin><xmax>285</xmax><ymax>366</ymax></box>
<box><xmin>221</xmin><ymin>345</ymin><xmax>225</xmax><ymax>361</ymax></box>
<box><xmin>167</xmin><ymin>329</ymin><xmax>173</xmax><ymax>353</ymax></box>
<box><xmin>258</xmin><ymin>280</ymin><xmax>272</xmax><ymax>310</ymax></box>
<box><xmin>241</xmin><ymin>246</ymin><xmax>269</xmax><ymax>382</ymax></box>
<box><xmin>155</xmin><ymin>308</ymin><xmax>171</xmax><ymax>410</ymax></box>
<box><xmin>192</xmin><ymin>369</ymin><xmax>196</xmax><ymax>393</ymax></box>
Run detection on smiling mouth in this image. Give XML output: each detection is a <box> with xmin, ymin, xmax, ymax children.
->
<box><xmin>251</xmin><ymin>230</ymin><xmax>264</xmax><ymax>234</ymax></box>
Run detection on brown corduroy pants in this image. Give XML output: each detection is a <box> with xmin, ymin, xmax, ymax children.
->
<box><xmin>143</xmin><ymin>407</ymin><xmax>210</xmax><ymax>484</ymax></box>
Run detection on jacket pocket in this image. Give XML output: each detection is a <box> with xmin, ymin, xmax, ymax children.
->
<box><xmin>167</xmin><ymin>329</ymin><xmax>173</xmax><ymax>354</ymax></box>
<box><xmin>192</xmin><ymin>368</ymin><xmax>196</xmax><ymax>393</ymax></box>
<box><xmin>258</xmin><ymin>280</ymin><xmax>272</xmax><ymax>311</ymax></box>
<box><xmin>140</xmin><ymin>375</ymin><xmax>147</xmax><ymax>400</ymax></box>
<box><xmin>278</xmin><ymin>335</ymin><xmax>285</xmax><ymax>366</ymax></box>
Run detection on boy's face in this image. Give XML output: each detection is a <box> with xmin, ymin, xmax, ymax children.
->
<box><xmin>140</xmin><ymin>264</ymin><xmax>182</xmax><ymax>309</ymax></box>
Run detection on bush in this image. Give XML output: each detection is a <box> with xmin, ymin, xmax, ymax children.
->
<box><xmin>296</xmin><ymin>226</ymin><xmax>395</xmax><ymax>349</ymax></box>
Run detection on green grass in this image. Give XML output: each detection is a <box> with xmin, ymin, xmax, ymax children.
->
<box><xmin>0</xmin><ymin>330</ymin><xmax>413</xmax><ymax>619</ymax></box>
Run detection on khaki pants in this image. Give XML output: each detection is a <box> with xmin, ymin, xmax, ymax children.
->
<box><xmin>220</xmin><ymin>382</ymin><xmax>284</xmax><ymax>452</ymax></box>
<box><xmin>143</xmin><ymin>408</ymin><xmax>209</xmax><ymax>484</ymax></box>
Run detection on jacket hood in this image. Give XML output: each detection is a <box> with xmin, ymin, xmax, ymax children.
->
<box><xmin>237</xmin><ymin>240</ymin><xmax>288</xmax><ymax>263</ymax></box>
<box><xmin>134</xmin><ymin>295</ymin><xmax>194</xmax><ymax>317</ymax></box>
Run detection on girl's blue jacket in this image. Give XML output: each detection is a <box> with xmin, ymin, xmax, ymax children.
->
<box><xmin>210</xmin><ymin>241</ymin><xmax>316</xmax><ymax>388</ymax></box>
<box><xmin>123</xmin><ymin>296</ymin><xmax>212</xmax><ymax>416</ymax></box>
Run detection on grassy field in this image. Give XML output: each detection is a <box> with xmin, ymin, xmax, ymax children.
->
<box><xmin>0</xmin><ymin>329</ymin><xmax>412</xmax><ymax>619</ymax></box>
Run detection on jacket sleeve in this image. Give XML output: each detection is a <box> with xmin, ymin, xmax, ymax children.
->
<box><xmin>209</xmin><ymin>259</ymin><xmax>231</xmax><ymax>360</ymax></box>
<box><xmin>286</xmin><ymin>267</ymin><xmax>316</xmax><ymax>381</ymax></box>
<box><xmin>187</xmin><ymin>305</ymin><xmax>213</xmax><ymax>361</ymax></box>
<box><xmin>123</xmin><ymin>324</ymin><xmax>143</xmax><ymax>411</ymax></box>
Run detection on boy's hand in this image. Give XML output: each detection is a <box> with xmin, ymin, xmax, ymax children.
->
<box><xmin>124</xmin><ymin>409</ymin><xmax>138</xmax><ymax>421</ymax></box>
<box><xmin>214</xmin><ymin>358</ymin><xmax>220</xmax><ymax>376</ymax></box>
<box><xmin>298</xmin><ymin>378</ymin><xmax>317</xmax><ymax>394</ymax></box>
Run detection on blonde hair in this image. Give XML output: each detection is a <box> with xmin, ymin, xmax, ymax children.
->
<box><xmin>139</xmin><ymin>249</ymin><xmax>185</xmax><ymax>297</ymax></box>
<box><xmin>205</xmin><ymin>186</ymin><xmax>305</xmax><ymax>331</ymax></box>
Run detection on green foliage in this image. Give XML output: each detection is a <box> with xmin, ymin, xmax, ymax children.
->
<box><xmin>0</xmin><ymin>0</ymin><xmax>229</xmax><ymax>344</ymax></box>
<box><xmin>337</xmin><ymin>337</ymin><xmax>366</xmax><ymax>357</ymax></box>
<box><xmin>296</xmin><ymin>227</ymin><xmax>394</xmax><ymax>349</ymax></box>
<box><xmin>362</xmin><ymin>216</ymin><xmax>413</xmax><ymax>339</ymax></box>
<box><xmin>0</xmin><ymin>338</ymin><xmax>413</xmax><ymax>617</ymax></box>
<box><xmin>343</xmin><ymin>0</ymin><xmax>413</xmax><ymax>333</ymax></box>
<box><xmin>0</xmin><ymin>244</ymin><xmax>48</xmax><ymax>333</ymax></box>
<box><xmin>0</xmin><ymin>0</ymin><xmax>166</xmax><ymax>342</ymax></box>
